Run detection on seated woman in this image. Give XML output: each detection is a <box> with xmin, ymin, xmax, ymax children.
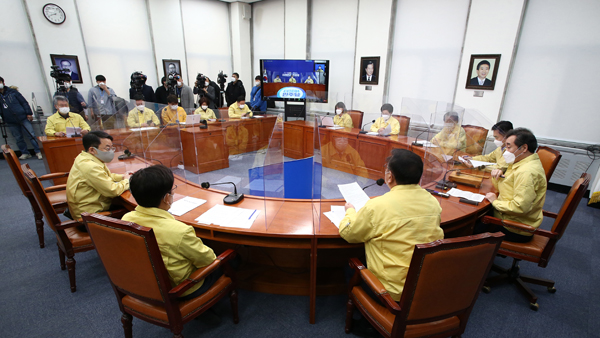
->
<box><xmin>161</xmin><ymin>94</ymin><xmax>187</xmax><ymax>124</ymax></box>
<box><xmin>333</xmin><ymin>102</ymin><xmax>354</xmax><ymax>128</ymax></box>
<box><xmin>430</xmin><ymin>111</ymin><xmax>466</xmax><ymax>155</ymax></box>
<box><xmin>370</xmin><ymin>103</ymin><xmax>400</xmax><ymax>135</ymax></box>
<box><xmin>464</xmin><ymin>120</ymin><xmax>513</xmax><ymax>171</ymax></box>
<box><xmin>194</xmin><ymin>96</ymin><xmax>217</xmax><ymax>120</ymax></box>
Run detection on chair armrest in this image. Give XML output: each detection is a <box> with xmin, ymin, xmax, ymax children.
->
<box><xmin>543</xmin><ymin>210</ymin><xmax>558</xmax><ymax>219</ymax></box>
<box><xmin>481</xmin><ymin>216</ymin><xmax>558</xmax><ymax>239</ymax></box>
<box><xmin>55</xmin><ymin>220</ymin><xmax>83</xmax><ymax>230</ymax></box>
<box><xmin>45</xmin><ymin>184</ymin><xmax>66</xmax><ymax>193</ymax></box>
<box><xmin>348</xmin><ymin>258</ymin><xmax>402</xmax><ymax>315</ymax></box>
<box><xmin>97</xmin><ymin>209</ymin><xmax>128</xmax><ymax>219</ymax></box>
<box><xmin>39</xmin><ymin>172</ymin><xmax>69</xmax><ymax>181</ymax></box>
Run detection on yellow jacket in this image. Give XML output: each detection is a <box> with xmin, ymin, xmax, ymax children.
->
<box><xmin>473</xmin><ymin>146</ymin><xmax>508</xmax><ymax>172</ymax></box>
<box><xmin>127</xmin><ymin>108</ymin><xmax>160</xmax><ymax>127</ymax></box>
<box><xmin>431</xmin><ymin>124</ymin><xmax>466</xmax><ymax>155</ymax></box>
<box><xmin>228</xmin><ymin>102</ymin><xmax>253</xmax><ymax>118</ymax></box>
<box><xmin>333</xmin><ymin>113</ymin><xmax>353</xmax><ymax>128</ymax></box>
<box><xmin>339</xmin><ymin>184</ymin><xmax>443</xmax><ymax>301</ymax></box>
<box><xmin>194</xmin><ymin>107</ymin><xmax>217</xmax><ymax>120</ymax></box>
<box><xmin>370</xmin><ymin>117</ymin><xmax>400</xmax><ymax>135</ymax></box>
<box><xmin>321</xmin><ymin>141</ymin><xmax>368</xmax><ymax>177</ymax></box>
<box><xmin>161</xmin><ymin>106</ymin><xmax>187</xmax><ymax>124</ymax></box>
<box><xmin>66</xmin><ymin>151</ymin><xmax>129</xmax><ymax>219</ymax></box>
<box><xmin>122</xmin><ymin>206</ymin><xmax>216</xmax><ymax>296</ymax></box>
<box><xmin>45</xmin><ymin>112</ymin><xmax>91</xmax><ymax>136</ymax></box>
<box><xmin>492</xmin><ymin>153</ymin><xmax>547</xmax><ymax>236</ymax></box>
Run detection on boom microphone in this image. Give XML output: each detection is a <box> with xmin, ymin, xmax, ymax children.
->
<box><xmin>201</xmin><ymin>181</ymin><xmax>244</xmax><ymax>204</ymax></box>
<box><xmin>362</xmin><ymin>178</ymin><xmax>385</xmax><ymax>190</ymax></box>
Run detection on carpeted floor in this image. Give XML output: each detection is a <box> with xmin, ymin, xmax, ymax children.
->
<box><xmin>0</xmin><ymin>157</ymin><xmax>598</xmax><ymax>337</ymax></box>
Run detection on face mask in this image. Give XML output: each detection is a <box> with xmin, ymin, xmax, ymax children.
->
<box><xmin>65</xmin><ymin>83</ymin><xmax>72</xmax><ymax>88</ymax></box>
<box><xmin>93</xmin><ymin>148</ymin><xmax>115</xmax><ymax>163</ymax></box>
<box><xmin>444</xmin><ymin>122</ymin><xmax>454</xmax><ymax>129</ymax></box>
<box><xmin>201</xmin><ymin>105</ymin><xmax>208</xmax><ymax>110</ymax></box>
<box><xmin>137</xmin><ymin>105</ymin><xmax>145</xmax><ymax>111</ymax></box>
<box><xmin>493</xmin><ymin>139</ymin><xmax>503</xmax><ymax>148</ymax></box>
<box><xmin>170</xmin><ymin>105</ymin><xmax>178</xmax><ymax>110</ymax></box>
<box><xmin>205</xmin><ymin>82</ymin><xmax>210</xmax><ymax>87</ymax></box>
<box><xmin>0</xmin><ymin>83</ymin><xmax>4</xmax><ymax>89</ymax></box>
<box><xmin>502</xmin><ymin>147</ymin><xmax>522</xmax><ymax>165</ymax></box>
<box><xmin>336</xmin><ymin>109</ymin><xmax>343</xmax><ymax>115</ymax></box>
<box><xmin>98</xmin><ymin>82</ymin><xmax>105</xmax><ymax>86</ymax></box>
<box><xmin>239</xmin><ymin>104</ymin><xmax>245</xmax><ymax>109</ymax></box>
<box><xmin>58</xmin><ymin>107</ymin><xmax>69</xmax><ymax>114</ymax></box>
<box><xmin>255</xmin><ymin>81</ymin><xmax>260</xmax><ymax>86</ymax></box>
<box><xmin>177</xmin><ymin>81</ymin><xmax>183</xmax><ymax>87</ymax></box>
<box><xmin>382</xmin><ymin>114</ymin><xmax>391</xmax><ymax>121</ymax></box>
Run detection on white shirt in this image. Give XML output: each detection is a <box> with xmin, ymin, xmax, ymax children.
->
<box><xmin>478</xmin><ymin>77</ymin><xmax>486</xmax><ymax>85</ymax></box>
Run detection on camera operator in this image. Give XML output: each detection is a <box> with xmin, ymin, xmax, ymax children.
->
<box><xmin>225</xmin><ymin>72</ymin><xmax>246</xmax><ymax>107</ymax></box>
<box><xmin>0</xmin><ymin>76</ymin><xmax>42</xmax><ymax>159</ymax></box>
<box><xmin>250</xmin><ymin>75</ymin><xmax>266</xmax><ymax>112</ymax></box>
<box><xmin>128</xmin><ymin>73</ymin><xmax>156</xmax><ymax>103</ymax></box>
<box><xmin>88</xmin><ymin>75</ymin><xmax>118</xmax><ymax>127</ymax></box>
<box><xmin>53</xmin><ymin>75</ymin><xmax>88</xmax><ymax>120</ymax></box>
<box><xmin>155</xmin><ymin>77</ymin><xmax>169</xmax><ymax>105</ymax></box>
<box><xmin>193</xmin><ymin>74</ymin><xmax>217</xmax><ymax>110</ymax></box>
<box><xmin>45</xmin><ymin>96</ymin><xmax>90</xmax><ymax>137</ymax></box>
<box><xmin>174</xmin><ymin>74</ymin><xmax>194</xmax><ymax>110</ymax></box>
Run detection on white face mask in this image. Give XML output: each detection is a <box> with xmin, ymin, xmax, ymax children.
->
<box><xmin>336</xmin><ymin>109</ymin><xmax>343</xmax><ymax>115</ymax></box>
<box><xmin>382</xmin><ymin>114</ymin><xmax>391</xmax><ymax>121</ymax></box>
<box><xmin>444</xmin><ymin>122</ymin><xmax>455</xmax><ymax>129</ymax></box>
<box><xmin>65</xmin><ymin>82</ymin><xmax>72</xmax><ymax>88</ymax></box>
<box><xmin>137</xmin><ymin>105</ymin><xmax>145</xmax><ymax>111</ymax></box>
<box><xmin>98</xmin><ymin>82</ymin><xmax>106</xmax><ymax>87</ymax></box>
<box><xmin>170</xmin><ymin>105</ymin><xmax>178</xmax><ymax>110</ymax></box>
<box><xmin>205</xmin><ymin>82</ymin><xmax>209</xmax><ymax>87</ymax></box>
<box><xmin>177</xmin><ymin>81</ymin><xmax>183</xmax><ymax>87</ymax></box>
<box><xmin>503</xmin><ymin>147</ymin><xmax>522</xmax><ymax>165</ymax></box>
<box><xmin>0</xmin><ymin>83</ymin><xmax>4</xmax><ymax>89</ymax></box>
<box><xmin>255</xmin><ymin>81</ymin><xmax>260</xmax><ymax>86</ymax></box>
<box><xmin>493</xmin><ymin>139</ymin><xmax>504</xmax><ymax>148</ymax></box>
<box><xmin>238</xmin><ymin>104</ymin><xmax>245</xmax><ymax>109</ymax></box>
<box><xmin>201</xmin><ymin>105</ymin><xmax>208</xmax><ymax>110</ymax></box>
<box><xmin>58</xmin><ymin>107</ymin><xmax>69</xmax><ymax>114</ymax></box>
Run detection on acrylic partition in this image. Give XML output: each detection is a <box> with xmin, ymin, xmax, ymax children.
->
<box><xmin>262</xmin><ymin>113</ymin><xmax>285</xmax><ymax>231</ymax></box>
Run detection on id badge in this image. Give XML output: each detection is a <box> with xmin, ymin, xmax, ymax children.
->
<box><xmin>100</xmin><ymin>99</ymin><xmax>105</xmax><ymax>104</ymax></box>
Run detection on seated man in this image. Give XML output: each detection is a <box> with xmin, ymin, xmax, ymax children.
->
<box><xmin>122</xmin><ymin>165</ymin><xmax>218</xmax><ymax>300</ymax></box>
<box><xmin>481</xmin><ymin>128</ymin><xmax>547</xmax><ymax>243</ymax></box>
<box><xmin>430</xmin><ymin>111</ymin><xmax>466</xmax><ymax>155</ymax></box>
<box><xmin>228</xmin><ymin>96</ymin><xmax>253</xmax><ymax>118</ymax></box>
<box><xmin>194</xmin><ymin>96</ymin><xmax>217</xmax><ymax>120</ymax></box>
<box><xmin>370</xmin><ymin>103</ymin><xmax>400</xmax><ymax>135</ymax></box>
<box><xmin>66</xmin><ymin>131</ymin><xmax>130</xmax><ymax>220</ymax></box>
<box><xmin>464</xmin><ymin>120</ymin><xmax>513</xmax><ymax>172</ymax></box>
<box><xmin>339</xmin><ymin>149</ymin><xmax>443</xmax><ymax>302</ymax></box>
<box><xmin>45</xmin><ymin>96</ymin><xmax>91</xmax><ymax>137</ymax></box>
<box><xmin>161</xmin><ymin>94</ymin><xmax>187</xmax><ymax>124</ymax></box>
<box><xmin>127</xmin><ymin>94</ymin><xmax>159</xmax><ymax>127</ymax></box>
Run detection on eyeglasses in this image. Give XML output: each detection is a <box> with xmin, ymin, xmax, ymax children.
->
<box><xmin>170</xmin><ymin>185</ymin><xmax>178</xmax><ymax>194</ymax></box>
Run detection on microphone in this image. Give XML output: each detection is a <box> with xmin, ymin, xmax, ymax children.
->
<box><xmin>199</xmin><ymin>119</ymin><xmax>208</xmax><ymax>129</ymax></box>
<box><xmin>358</xmin><ymin>120</ymin><xmax>376</xmax><ymax>134</ymax></box>
<box><xmin>436</xmin><ymin>165</ymin><xmax>486</xmax><ymax>190</ymax></box>
<box><xmin>362</xmin><ymin>178</ymin><xmax>385</xmax><ymax>190</ymax></box>
<box><xmin>68</xmin><ymin>114</ymin><xmax>80</xmax><ymax>137</ymax></box>
<box><xmin>411</xmin><ymin>124</ymin><xmax>435</xmax><ymax>146</ymax></box>
<box><xmin>118</xmin><ymin>148</ymin><xmax>135</xmax><ymax>160</ymax></box>
<box><xmin>201</xmin><ymin>181</ymin><xmax>244</xmax><ymax>204</ymax></box>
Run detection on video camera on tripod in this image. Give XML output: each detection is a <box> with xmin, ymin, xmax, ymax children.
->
<box><xmin>195</xmin><ymin>73</ymin><xmax>207</xmax><ymax>89</ymax></box>
<box><xmin>50</xmin><ymin>65</ymin><xmax>71</xmax><ymax>95</ymax></box>
<box><xmin>130</xmin><ymin>71</ymin><xmax>147</xmax><ymax>96</ymax></box>
<box><xmin>166</xmin><ymin>72</ymin><xmax>179</xmax><ymax>96</ymax></box>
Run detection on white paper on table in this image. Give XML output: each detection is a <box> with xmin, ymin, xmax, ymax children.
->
<box><xmin>366</xmin><ymin>132</ymin><xmax>379</xmax><ymax>136</ymax></box>
<box><xmin>324</xmin><ymin>205</ymin><xmax>347</xmax><ymax>228</ymax></box>
<box><xmin>168</xmin><ymin>196</ymin><xmax>207</xmax><ymax>216</ymax></box>
<box><xmin>195</xmin><ymin>205</ymin><xmax>260</xmax><ymax>229</ymax></box>
<box><xmin>66</xmin><ymin>127</ymin><xmax>82</xmax><ymax>137</ymax></box>
<box><xmin>457</xmin><ymin>157</ymin><xmax>495</xmax><ymax>168</ymax></box>
<box><xmin>327</xmin><ymin>125</ymin><xmax>344</xmax><ymax>130</ymax></box>
<box><xmin>446</xmin><ymin>188</ymin><xmax>485</xmax><ymax>203</ymax></box>
<box><xmin>130</xmin><ymin>127</ymin><xmax>159</xmax><ymax>132</ymax></box>
<box><xmin>413</xmin><ymin>140</ymin><xmax>438</xmax><ymax>148</ymax></box>
<box><xmin>254</xmin><ymin>115</ymin><xmax>264</xmax><ymax>118</ymax></box>
<box><xmin>338</xmin><ymin>182</ymin><xmax>371</xmax><ymax>212</ymax></box>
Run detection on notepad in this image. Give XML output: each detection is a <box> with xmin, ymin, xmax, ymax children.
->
<box><xmin>168</xmin><ymin>196</ymin><xmax>206</xmax><ymax>216</ymax></box>
<box><xmin>446</xmin><ymin>188</ymin><xmax>485</xmax><ymax>203</ymax></box>
<box><xmin>338</xmin><ymin>182</ymin><xmax>370</xmax><ymax>212</ymax></box>
<box><xmin>195</xmin><ymin>205</ymin><xmax>260</xmax><ymax>229</ymax></box>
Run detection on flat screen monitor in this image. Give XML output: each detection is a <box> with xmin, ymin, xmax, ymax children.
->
<box><xmin>260</xmin><ymin>59</ymin><xmax>329</xmax><ymax>103</ymax></box>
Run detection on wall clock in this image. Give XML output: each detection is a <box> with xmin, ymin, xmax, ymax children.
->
<box><xmin>43</xmin><ymin>3</ymin><xmax>66</xmax><ymax>25</ymax></box>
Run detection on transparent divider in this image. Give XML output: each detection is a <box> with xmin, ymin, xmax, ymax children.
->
<box><xmin>262</xmin><ymin>113</ymin><xmax>285</xmax><ymax>231</ymax></box>
<box><xmin>144</xmin><ymin>120</ymin><xmax>185</xmax><ymax>180</ymax></box>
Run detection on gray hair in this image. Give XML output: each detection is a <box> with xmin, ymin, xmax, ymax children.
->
<box><xmin>53</xmin><ymin>95</ymin><xmax>68</xmax><ymax>107</ymax></box>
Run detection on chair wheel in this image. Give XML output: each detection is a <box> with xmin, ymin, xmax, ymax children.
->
<box><xmin>530</xmin><ymin>303</ymin><xmax>539</xmax><ymax>311</ymax></box>
<box><xmin>547</xmin><ymin>286</ymin><xmax>556</xmax><ymax>293</ymax></box>
<box><xmin>482</xmin><ymin>286</ymin><xmax>491</xmax><ymax>294</ymax></box>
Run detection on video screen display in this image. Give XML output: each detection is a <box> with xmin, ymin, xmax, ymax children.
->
<box><xmin>260</xmin><ymin>59</ymin><xmax>329</xmax><ymax>102</ymax></box>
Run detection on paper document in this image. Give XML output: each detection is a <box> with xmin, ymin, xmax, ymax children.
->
<box><xmin>327</xmin><ymin>125</ymin><xmax>344</xmax><ymax>130</ymax></box>
<box><xmin>324</xmin><ymin>205</ymin><xmax>347</xmax><ymax>228</ymax></box>
<box><xmin>168</xmin><ymin>196</ymin><xmax>207</xmax><ymax>216</ymax></box>
<box><xmin>446</xmin><ymin>188</ymin><xmax>485</xmax><ymax>203</ymax></box>
<box><xmin>382</xmin><ymin>124</ymin><xmax>392</xmax><ymax>135</ymax></box>
<box><xmin>66</xmin><ymin>127</ymin><xmax>82</xmax><ymax>137</ymax></box>
<box><xmin>195</xmin><ymin>205</ymin><xmax>261</xmax><ymax>229</ymax></box>
<box><xmin>442</xmin><ymin>155</ymin><xmax>454</xmax><ymax>162</ymax></box>
<box><xmin>413</xmin><ymin>140</ymin><xmax>438</xmax><ymax>148</ymax></box>
<box><xmin>366</xmin><ymin>132</ymin><xmax>379</xmax><ymax>136</ymax></box>
<box><xmin>457</xmin><ymin>156</ymin><xmax>495</xmax><ymax>168</ymax></box>
<box><xmin>254</xmin><ymin>115</ymin><xmax>265</xmax><ymax>118</ymax></box>
<box><xmin>338</xmin><ymin>182</ymin><xmax>371</xmax><ymax>212</ymax></box>
<box><xmin>130</xmin><ymin>127</ymin><xmax>159</xmax><ymax>131</ymax></box>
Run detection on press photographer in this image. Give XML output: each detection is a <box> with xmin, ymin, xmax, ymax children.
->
<box><xmin>52</xmin><ymin>74</ymin><xmax>87</xmax><ymax>120</ymax></box>
<box><xmin>193</xmin><ymin>73</ymin><xmax>217</xmax><ymax>110</ymax></box>
<box><xmin>128</xmin><ymin>71</ymin><xmax>155</xmax><ymax>103</ymax></box>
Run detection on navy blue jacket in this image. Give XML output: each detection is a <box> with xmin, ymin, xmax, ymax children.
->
<box><xmin>250</xmin><ymin>85</ymin><xmax>267</xmax><ymax>112</ymax></box>
<box><xmin>0</xmin><ymin>87</ymin><xmax>33</xmax><ymax>125</ymax></box>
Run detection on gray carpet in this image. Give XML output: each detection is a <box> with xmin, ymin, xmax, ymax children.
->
<box><xmin>0</xmin><ymin>157</ymin><xmax>599</xmax><ymax>337</ymax></box>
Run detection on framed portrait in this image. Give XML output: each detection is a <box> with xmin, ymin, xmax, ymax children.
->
<box><xmin>359</xmin><ymin>56</ymin><xmax>380</xmax><ymax>85</ymax></box>
<box><xmin>465</xmin><ymin>54</ymin><xmax>501</xmax><ymax>90</ymax></box>
<box><xmin>50</xmin><ymin>54</ymin><xmax>83</xmax><ymax>84</ymax></box>
<box><xmin>162</xmin><ymin>59</ymin><xmax>181</xmax><ymax>79</ymax></box>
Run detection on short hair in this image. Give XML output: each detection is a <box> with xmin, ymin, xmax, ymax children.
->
<box><xmin>443</xmin><ymin>111</ymin><xmax>460</xmax><ymax>123</ymax></box>
<box><xmin>65</xmin><ymin>74</ymin><xmax>72</xmax><ymax>81</ymax></box>
<box><xmin>199</xmin><ymin>96</ymin><xmax>210</xmax><ymax>105</ymax></box>
<box><xmin>167</xmin><ymin>94</ymin><xmax>178</xmax><ymax>104</ymax></box>
<box><xmin>386</xmin><ymin>149</ymin><xmax>423</xmax><ymax>185</ymax></box>
<box><xmin>491</xmin><ymin>120</ymin><xmax>513</xmax><ymax>136</ymax></box>
<box><xmin>504</xmin><ymin>128</ymin><xmax>537</xmax><ymax>152</ymax></box>
<box><xmin>380</xmin><ymin>103</ymin><xmax>393</xmax><ymax>113</ymax></box>
<box><xmin>0</xmin><ymin>76</ymin><xmax>4</xmax><ymax>83</ymax></box>
<box><xmin>95</xmin><ymin>75</ymin><xmax>106</xmax><ymax>82</ymax></box>
<box><xmin>335</xmin><ymin>102</ymin><xmax>346</xmax><ymax>112</ymax></box>
<box><xmin>168</xmin><ymin>63</ymin><xmax>176</xmax><ymax>67</ymax></box>
<box><xmin>233</xmin><ymin>72</ymin><xmax>240</xmax><ymax>78</ymax></box>
<box><xmin>477</xmin><ymin>60</ymin><xmax>491</xmax><ymax>70</ymax></box>
<box><xmin>83</xmin><ymin>131</ymin><xmax>113</xmax><ymax>152</ymax></box>
<box><xmin>161</xmin><ymin>76</ymin><xmax>166</xmax><ymax>83</ymax></box>
<box><xmin>365</xmin><ymin>61</ymin><xmax>374</xmax><ymax>68</ymax></box>
<box><xmin>237</xmin><ymin>96</ymin><xmax>245</xmax><ymax>102</ymax></box>
<box><xmin>133</xmin><ymin>93</ymin><xmax>144</xmax><ymax>101</ymax></box>
<box><xmin>129</xmin><ymin>165</ymin><xmax>174</xmax><ymax>208</ymax></box>
<box><xmin>53</xmin><ymin>95</ymin><xmax>68</xmax><ymax>107</ymax></box>
<box><xmin>255</xmin><ymin>75</ymin><xmax>261</xmax><ymax>81</ymax></box>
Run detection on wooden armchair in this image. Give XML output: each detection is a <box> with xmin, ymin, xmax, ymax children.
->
<box><xmin>2</xmin><ymin>144</ymin><xmax>68</xmax><ymax>248</ymax></box>
<box><xmin>81</xmin><ymin>213</ymin><xmax>239</xmax><ymax>338</ymax></box>
<box><xmin>21</xmin><ymin>163</ymin><xmax>126</xmax><ymax>292</ymax></box>
<box><xmin>392</xmin><ymin>115</ymin><xmax>411</xmax><ymax>136</ymax></box>
<box><xmin>347</xmin><ymin>110</ymin><xmax>364</xmax><ymax>129</ymax></box>
<box><xmin>481</xmin><ymin>173</ymin><xmax>591</xmax><ymax>310</ymax></box>
<box><xmin>345</xmin><ymin>232</ymin><xmax>503</xmax><ymax>338</ymax></box>
<box><xmin>462</xmin><ymin>125</ymin><xmax>489</xmax><ymax>156</ymax></box>
<box><xmin>536</xmin><ymin>146</ymin><xmax>562</xmax><ymax>183</ymax></box>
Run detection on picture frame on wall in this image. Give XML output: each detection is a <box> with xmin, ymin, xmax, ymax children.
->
<box><xmin>359</xmin><ymin>56</ymin><xmax>380</xmax><ymax>85</ymax></box>
<box><xmin>162</xmin><ymin>59</ymin><xmax>181</xmax><ymax>79</ymax></box>
<box><xmin>50</xmin><ymin>54</ymin><xmax>83</xmax><ymax>84</ymax></box>
<box><xmin>465</xmin><ymin>54</ymin><xmax>501</xmax><ymax>90</ymax></box>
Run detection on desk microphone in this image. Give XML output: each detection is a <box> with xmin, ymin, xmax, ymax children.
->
<box><xmin>199</xmin><ymin>119</ymin><xmax>208</xmax><ymax>129</ymax></box>
<box><xmin>362</xmin><ymin>178</ymin><xmax>385</xmax><ymax>190</ymax></box>
<box><xmin>118</xmin><ymin>148</ymin><xmax>135</xmax><ymax>160</ymax></box>
<box><xmin>436</xmin><ymin>165</ymin><xmax>486</xmax><ymax>190</ymax></box>
<box><xmin>201</xmin><ymin>181</ymin><xmax>244</xmax><ymax>204</ymax></box>
<box><xmin>68</xmin><ymin>114</ymin><xmax>80</xmax><ymax>137</ymax></box>
<box><xmin>411</xmin><ymin>124</ymin><xmax>434</xmax><ymax>147</ymax></box>
<box><xmin>358</xmin><ymin>120</ymin><xmax>376</xmax><ymax>134</ymax></box>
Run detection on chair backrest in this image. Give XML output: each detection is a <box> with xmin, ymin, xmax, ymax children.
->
<box><xmin>395</xmin><ymin>233</ymin><xmax>503</xmax><ymax>335</ymax></box>
<box><xmin>2</xmin><ymin>145</ymin><xmax>31</xmax><ymax>198</ymax></box>
<box><xmin>218</xmin><ymin>108</ymin><xmax>229</xmax><ymax>119</ymax></box>
<box><xmin>21</xmin><ymin>163</ymin><xmax>62</xmax><ymax>232</ymax></box>
<box><xmin>347</xmin><ymin>110</ymin><xmax>364</xmax><ymax>129</ymax></box>
<box><xmin>536</xmin><ymin>146</ymin><xmax>562</xmax><ymax>183</ymax></box>
<box><xmin>392</xmin><ymin>115</ymin><xmax>411</xmax><ymax>136</ymax></box>
<box><xmin>550</xmin><ymin>173</ymin><xmax>591</xmax><ymax>239</ymax></box>
<box><xmin>462</xmin><ymin>125</ymin><xmax>488</xmax><ymax>155</ymax></box>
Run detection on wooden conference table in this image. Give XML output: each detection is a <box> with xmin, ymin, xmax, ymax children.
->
<box><xmin>38</xmin><ymin>117</ymin><xmax>494</xmax><ymax>324</ymax></box>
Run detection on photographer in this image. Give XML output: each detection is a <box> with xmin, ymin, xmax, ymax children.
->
<box><xmin>225</xmin><ymin>72</ymin><xmax>245</xmax><ymax>107</ymax></box>
<box><xmin>155</xmin><ymin>77</ymin><xmax>169</xmax><ymax>105</ymax></box>
<box><xmin>205</xmin><ymin>76</ymin><xmax>222</xmax><ymax>108</ymax></box>
<box><xmin>129</xmin><ymin>73</ymin><xmax>156</xmax><ymax>103</ymax></box>
<box><xmin>193</xmin><ymin>74</ymin><xmax>217</xmax><ymax>110</ymax></box>
<box><xmin>250</xmin><ymin>75</ymin><xmax>266</xmax><ymax>112</ymax></box>
<box><xmin>174</xmin><ymin>74</ymin><xmax>194</xmax><ymax>110</ymax></box>
<box><xmin>53</xmin><ymin>75</ymin><xmax>88</xmax><ymax>120</ymax></box>
<box><xmin>0</xmin><ymin>76</ymin><xmax>42</xmax><ymax>159</ymax></box>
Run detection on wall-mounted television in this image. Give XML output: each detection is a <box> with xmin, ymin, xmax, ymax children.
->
<box><xmin>260</xmin><ymin>59</ymin><xmax>329</xmax><ymax>103</ymax></box>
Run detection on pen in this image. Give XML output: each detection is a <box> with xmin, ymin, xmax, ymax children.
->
<box><xmin>248</xmin><ymin>209</ymin><xmax>256</xmax><ymax>220</ymax></box>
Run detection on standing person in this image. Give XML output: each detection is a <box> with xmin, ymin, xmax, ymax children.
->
<box><xmin>370</xmin><ymin>103</ymin><xmax>399</xmax><ymax>135</ymax></box>
<box><xmin>161</xmin><ymin>95</ymin><xmax>187</xmax><ymax>124</ymax></box>
<box><xmin>193</xmin><ymin>77</ymin><xmax>217</xmax><ymax>109</ymax></box>
<box><xmin>250</xmin><ymin>76</ymin><xmax>266</xmax><ymax>112</ymax></box>
<box><xmin>174</xmin><ymin>74</ymin><xmax>194</xmax><ymax>110</ymax></box>
<box><xmin>155</xmin><ymin>77</ymin><xmax>170</xmax><ymax>105</ymax></box>
<box><xmin>45</xmin><ymin>96</ymin><xmax>91</xmax><ymax>137</ymax></box>
<box><xmin>225</xmin><ymin>72</ymin><xmax>246</xmax><ymax>107</ymax></box>
<box><xmin>333</xmin><ymin>102</ymin><xmax>353</xmax><ymax>128</ymax></box>
<box><xmin>0</xmin><ymin>76</ymin><xmax>42</xmax><ymax>159</ymax></box>
<box><xmin>205</xmin><ymin>76</ymin><xmax>222</xmax><ymax>108</ymax></box>
<box><xmin>53</xmin><ymin>75</ymin><xmax>87</xmax><ymax>120</ymax></box>
<box><xmin>129</xmin><ymin>75</ymin><xmax>156</xmax><ymax>103</ymax></box>
<box><xmin>88</xmin><ymin>75</ymin><xmax>118</xmax><ymax>128</ymax></box>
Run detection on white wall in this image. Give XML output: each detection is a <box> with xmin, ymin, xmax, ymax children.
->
<box><xmin>252</xmin><ymin>0</ymin><xmax>285</xmax><ymax>77</ymax></box>
<box><xmin>148</xmin><ymin>0</ymin><xmax>186</xmax><ymax>86</ymax></box>
<box><xmin>228</xmin><ymin>1</ymin><xmax>252</xmax><ymax>94</ymax></box>
<box><xmin>284</xmin><ymin>0</ymin><xmax>307</xmax><ymax>59</ymax></box>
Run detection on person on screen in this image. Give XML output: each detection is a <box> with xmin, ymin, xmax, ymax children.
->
<box><xmin>371</xmin><ymin>103</ymin><xmax>400</xmax><ymax>136</ymax></box>
<box><xmin>161</xmin><ymin>94</ymin><xmax>187</xmax><ymax>124</ymax></box>
<box><xmin>304</xmin><ymin>76</ymin><xmax>314</xmax><ymax>84</ymax></box>
<box><xmin>225</xmin><ymin>73</ymin><xmax>246</xmax><ymax>107</ymax></box>
<box><xmin>127</xmin><ymin>94</ymin><xmax>159</xmax><ymax>128</ymax></box>
<box><xmin>250</xmin><ymin>76</ymin><xmax>267</xmax><ymax>112</ymax></box>
<box><xmin>333</xmin><ymin>102</ymin><xmax>354</xmax><ymax>128</ymax></box>
<box><xmin>194</xmin><ymin>96</ymin><xmax>216</xmax><ymax>120</ymax></box>
<box><xmin>361</xmin><ymin>61</ymin><xmax>376</xmax><ymax>83</ymax></box>
<box><xmin>273</xmin><ymin>75</ymin><xmax>282</xmax><ymax>83</ymax></box>
<box><xmin>289</xmin><ymin>75</ymin><xmax>297</xmax><ymax>83</ymax></box>
<box><xmin>463</xmin><ymin>120</ymin><xmax>513</xmax><ymax>172</ymax></box>
<box><xmin>469</xmin><ymin>60</ymin><xmax>492</xmax><ymax>86</ymax></box>
<box><xmin>228</xmin><ymin>96</ymin><xmax>253</xmax><ymax>118</ymax></box>
<box><xmin>476</xmin><ymin>128</ymin><xmax>547</xmax><ymax>243</ymax></box>
<box><xmin>45</xmin><ymin>96</ymin><xmax>91</xmax><ymax>137</ymax></box>
<box><xmin>316</xmin><ymin>65</ymin><xmax>325</xmax><ymax>84</ymax></box>
<box><xmin>430</xmin><ymin>111</ymin><xmax>466</xmax><ymax>156</ymax></box>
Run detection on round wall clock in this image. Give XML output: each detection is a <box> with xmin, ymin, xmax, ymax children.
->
<box><xmin>43</xmin><ymin>3</ymin><xmax>66</xmax><ymax>25</ymax></box>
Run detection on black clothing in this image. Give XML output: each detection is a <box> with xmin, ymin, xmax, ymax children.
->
<box><xmin>225</xmin><ymin>80</ymin><xmax>246</xmax><ymax>107</ymax></box>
